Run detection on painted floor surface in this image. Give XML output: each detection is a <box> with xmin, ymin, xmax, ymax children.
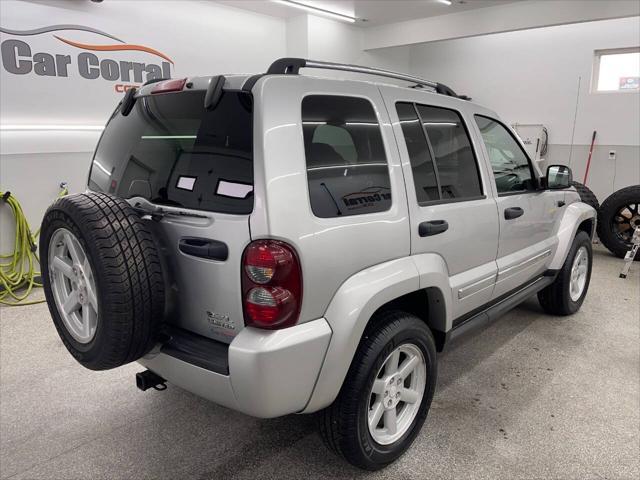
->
<box><xmin>1</xmin><ymin>245</ymin><xmax>638</xmax><ymax>480</ymax></box>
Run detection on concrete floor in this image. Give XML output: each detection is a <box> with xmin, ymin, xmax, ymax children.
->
<box><xmin>1</xmin><ymin>245</ymin><xmax>638</xmax><ymax>480</ymax></box>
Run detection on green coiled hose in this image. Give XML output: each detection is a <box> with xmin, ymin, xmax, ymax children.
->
<box><xmin>0</xmin><ymin>186</ymin><xmax>68</xmax><ymax>306</ymax></box>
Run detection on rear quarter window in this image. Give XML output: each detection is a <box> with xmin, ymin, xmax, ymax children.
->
<box><xmin>302</xmin><ymin>95</ymin><xmax>392</xmax><ymax>218</ymax></box>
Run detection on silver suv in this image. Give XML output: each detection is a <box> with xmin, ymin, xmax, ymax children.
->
<box><xmin>40</xmin><ymin>58</ymin><xmax>596</xmax><ymax>470</ymax></box>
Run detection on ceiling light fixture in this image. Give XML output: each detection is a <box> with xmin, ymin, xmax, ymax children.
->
<box><xmin>273</xmin><ymin>0</ymin><xmax>358</xmax><ymax>23</ymax></box>
<box><xmin>0</xmin><ymin>125</ymin><xmax>105</xmax><ymax>131</ymax></box>
<box><xmin>436</xmin><ymin>0</ymin><xmax>453</xmax><ymax>5</ymax></box>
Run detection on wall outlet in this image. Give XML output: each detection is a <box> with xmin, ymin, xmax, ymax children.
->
<box><xmin>609</xmin><ymin>150</ymin><xmax>616</xmax><ymax>160</ymax></box>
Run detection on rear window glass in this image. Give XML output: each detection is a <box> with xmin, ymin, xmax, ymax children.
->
<box><xmin>302</xmin><ymin>95</ymin><xmax>391</xmax><ymax>218</ymax></box>
<box><xmin>89</xmin><ymin>90</ymin><xmax>253</xmax><ymax>214</ymax></box>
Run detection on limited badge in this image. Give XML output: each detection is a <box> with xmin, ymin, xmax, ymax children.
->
<box><xmin>206</xmin><ymin>311</ymin><xmax>235</xmax><ymax>331</ymax></box>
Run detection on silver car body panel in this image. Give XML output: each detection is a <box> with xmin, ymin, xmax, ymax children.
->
<box><xmin>140</xmin><ymin>318</ymin><xmax>331</xmax><ymax>418</ymax></box>
<box><xmin>548</xmin><ymin>199</ymin><xmax>597</xmax><ymax>269</ymax></box>
<box><xmin>128</xmin><ymin>72</ymin><xmax>597</xmax><ymax>418</ymax></box>
<box><xmin>250</xmin><ymin>75</ymin><xmax>411</xmax><ymax>325</ymax></box>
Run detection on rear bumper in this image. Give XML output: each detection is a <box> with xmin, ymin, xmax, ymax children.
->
<box><xmin>138</xmin><ymin>318</ymin><xmax>332</xmax><ymax>418</ymax></box>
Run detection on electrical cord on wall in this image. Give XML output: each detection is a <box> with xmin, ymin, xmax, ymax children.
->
<box><xmin>0</xmin><ymin>184</ymin><xmax>68</xmax><ymax>306</ymax></box>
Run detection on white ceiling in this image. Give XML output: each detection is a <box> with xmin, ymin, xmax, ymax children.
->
<box><xmin>216</xmin><ymin>0</ymin><xmax>519</xmax><ymax>27</ymax></box>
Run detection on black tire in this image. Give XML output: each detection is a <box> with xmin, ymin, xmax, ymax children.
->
<box><xmin>538</xmin><ymin>231</ymin><xmax>592</xmax><ymax>315</ymax></box>
<box><xmin>596</xmin><ymin>185</ymin><xmax>640</xmax><ymax>260</ymax></box>
<box><xmin>40</xmin><ymin>192</ymin><xmax>165</xmax><ymax>370</ymax></box>
<box><xmin>570</xmin><ymin>181</ymin><xmax>599</xmax><ymax>211</ymax></box>
<box><xmin>319</xmin><ymin>311</ymin><xmax>437</xmax><ymax>470</ymax></box>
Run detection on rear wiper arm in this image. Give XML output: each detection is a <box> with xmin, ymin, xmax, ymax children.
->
<box><xmin>131</xmin><ymin>202</ymin><xmax>209</xmax><ymax>221</ymax></box>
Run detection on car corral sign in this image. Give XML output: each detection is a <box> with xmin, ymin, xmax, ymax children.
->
<box><xmin>0</xmin><ymin>25</ymin><xmax>173</xmax><ymax>92</ymax></box>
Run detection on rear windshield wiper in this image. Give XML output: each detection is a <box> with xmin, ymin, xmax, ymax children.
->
<box><xmin>130</xmin><ymin>199</ymin><xmax>209</xmax><ymax>221</ymax></box>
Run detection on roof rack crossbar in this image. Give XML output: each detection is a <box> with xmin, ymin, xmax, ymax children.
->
<box><xmin>265</xmin><ymin>57</ymin><xmax>472</xmax><ymax>100</ymax></box>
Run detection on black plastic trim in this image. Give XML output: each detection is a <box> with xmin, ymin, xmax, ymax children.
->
<box><xmin>267</xmin><ymin>57</ymin><xmax>307</xmax><ymax>74</ymax></box>
<box><xmin>417</xmin><ymin>195</ymin><xmax>486</xmax><ymax>207</ymax></box>
<box><xmin>204</xmin><ymin>75</ymin><xmax>226</xmax><ymax>110</ymax></box>
<box><xmin>504</xmin><ymin>206</ymin><xmax>524</xmax><ymax>220</ymax></box>
<box><xmin>120</xmin><ymin>87</ymin><xmax>137</xmax><ymax>116</ymax></box>
<box><xmin>448</xmin><ymin>272</ymin><xmax>556</xmax><ymax>341</ymax></box>
<box><xmin>242</xmin><ymin>74</ymin><xmax>265</xmax><ymax>92</ymax></box>
<box><xmin>419</xmin><ymin>220</ymin><xmax>449</xmax><ymax>237</ymax></box>
<box><xmin>160</xmin><ymin>326</ymin><xmax>229</xmax><ymax>375</ymax></box>
<box><xmin>178</xmin><ymin>237</ymin><xmax>229</xmax><ymax>261</ymax></box>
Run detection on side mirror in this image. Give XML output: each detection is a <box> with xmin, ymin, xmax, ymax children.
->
<box><xmin>546</xmin><ymin>164</ymin><xmax>572</xmax><ymax>189</ymax></box>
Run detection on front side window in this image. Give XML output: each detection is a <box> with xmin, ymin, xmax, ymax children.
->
<box><xmin>396</xmin><ymin>102</ymin><xmax>482</xmax><ymax>204</ymax></box>
<box><xmin>475</xmin><ymin>115</ymin><xmax>535</xmax><ymax>194</ymax></box>
<box><xmin>302</xmin><ymin>95</ymin><xmax>391</xmax><ymax>218</ymax></box>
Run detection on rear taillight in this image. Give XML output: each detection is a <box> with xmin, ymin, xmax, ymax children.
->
<box><xmin>242</xmin><ymin>240</ymin><xmax>302</xmax><ymax>329</ymax></box>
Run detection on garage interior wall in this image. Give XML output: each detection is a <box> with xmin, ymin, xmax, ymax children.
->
<box><xmin>407</xmin><ymin>16</ymin><xmax>640</xmax><ymax>203</ymax></box>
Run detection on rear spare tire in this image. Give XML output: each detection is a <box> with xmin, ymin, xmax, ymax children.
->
<box><xmin>596</xmin><ymin>185</ymin><xmax>640</xmax><ymax>261</ymax></box>
<box><xmin>40</xmin><ymin>192</ymin><xmax>165</xmax><ymax>370</ymax></box>
<box><xmin>570</xmin><ymin>181</ymin><xmax>599</xmax><ymax>211</ymax></box>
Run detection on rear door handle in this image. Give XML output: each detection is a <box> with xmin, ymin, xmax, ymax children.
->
<box><xmin>504</xmin><ymin>207</ymin><xmax>524</xmax><ymax>220</ymax></box>
<box><xmin>419</xmin><ymin>220</ymin><xmax>449</xmax><ymax>237</ymax></box>
<box><xmin>179</xmin><ymin>237</ymin><xmax>228</xmax><ymax>261</ymax></box>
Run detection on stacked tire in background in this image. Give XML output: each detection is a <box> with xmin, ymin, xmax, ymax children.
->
<box><xmin>571</xmin><ymin>182</ymin><xmax>640</xmax><ymax>261</ymax></box>
<box><xmin>596</xmin><ymin>185</ymin><xmax>640</xmax><ymax>261</ymax></box>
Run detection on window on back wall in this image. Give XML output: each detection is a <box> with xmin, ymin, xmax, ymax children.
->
<box><xmin>592</xmin><ymin>47</ymin><xmax>640</xmax><ymax>92</ymax></box>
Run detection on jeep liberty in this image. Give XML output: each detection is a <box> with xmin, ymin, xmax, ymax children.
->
<box><xmin>40</xmin><ymin>58</ymin><xmax>596</xmax><ymax>470</ymax></box>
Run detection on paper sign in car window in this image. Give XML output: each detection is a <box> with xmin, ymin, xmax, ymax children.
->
<box><xmin>176</xmin><ymin>176</ymin><xmax>197</xmax><ymax>191</ymax></box>
<box><xmin>217</xmin><ymin>180</ymin><xmax>253</xmax><ymax>199</ymax></box>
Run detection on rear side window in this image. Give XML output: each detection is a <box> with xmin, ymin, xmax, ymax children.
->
<box><xmin>89</xmin><ymin>90</ymin><xmax>253</xmax><ymax>214</ymax></box>
<box><xmin>417</xmin><ymin>105</ymin><xmax>482</xmax><ymax>200</ymax></box>
<box><xmin>302</xmin><ymin>95</ymin><xmax>391</xmax><ymax>218</ymax></box>
<box><xmin>396</xmin><ymin>102</ymin><xmax>482</xmax><ymax>204</ymax></box>
<box><xmin>396</xmin><ymin>103</ymin><xmax>439</xmax><ymax>202</ymax></box>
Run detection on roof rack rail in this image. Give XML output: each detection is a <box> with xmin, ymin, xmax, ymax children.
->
<box><xmin>265</xmin><ymin>57</ymin><xmax>469</xmax><ymax>100</ymax></box>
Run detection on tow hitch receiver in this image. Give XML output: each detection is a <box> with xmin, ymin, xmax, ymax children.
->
<box><xmin>136</xmin><ymin>370</ymin><xmax>167</xmax><ymax>391</ymax></box>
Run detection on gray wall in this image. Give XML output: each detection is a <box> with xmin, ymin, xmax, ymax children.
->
<box><xmin>545</xmin><ymin>144</ymin><xmax>640</xmax><ymax>203</ymax></box>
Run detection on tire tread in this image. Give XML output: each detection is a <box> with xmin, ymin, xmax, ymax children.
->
<box><xmin>40</xmin><ymin>192</ymin><xmax>165</xmax><ymax>370</ymax></box>
<box><xmin>319</xmin><ymin>311</ymin><xmax>435</xmax><ymax>470</ymax></box>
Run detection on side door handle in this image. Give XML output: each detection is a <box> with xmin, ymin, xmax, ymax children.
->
<box><xmin>504</xmin><ymin>207</ymin><xmax>524</xmax><ymax>220</ymax></box>
<box><xmin>419</xmin><ymin>220</ymin><xmax>449</xmax><ymax>237</ymax></box>
<box><xmin>179</xmin><ymin>237</ymin><xmax>228</xmax><ymax>261</ymax></box>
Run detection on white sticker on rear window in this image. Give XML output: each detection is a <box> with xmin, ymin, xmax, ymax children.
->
<box><xmin>176</xmin><ymin>176</ymin><xmax>197</xmax><ymax>191</ymax></box>
<box><xmin>217</xmin><ymin>180</ymin><xmax>253</xmax><ymax>199</ymax></box>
